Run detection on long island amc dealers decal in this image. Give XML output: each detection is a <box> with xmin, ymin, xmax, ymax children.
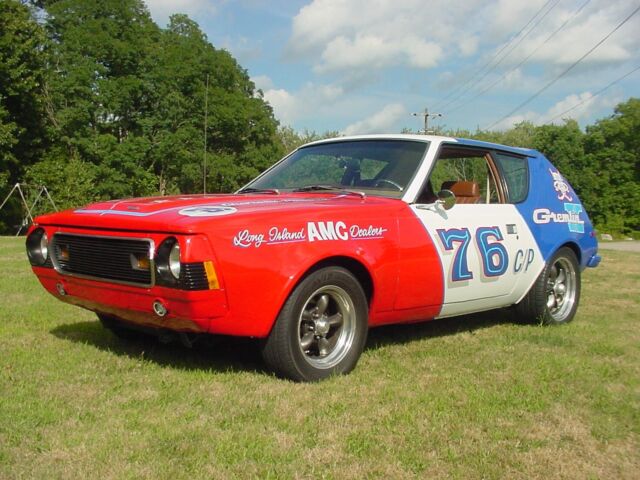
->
<box><xmin>233</xmin><ymin>221</ymin><xmax>387</xmax><ymax>248</ymax></box>
<box><xmin>25</xmin><ymin>134</ymin><xmax>600</xmax><ymax>382</ymax></box>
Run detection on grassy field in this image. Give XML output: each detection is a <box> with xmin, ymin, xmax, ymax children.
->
<box><xmin>1</xmin><ymin>236</ymin><xmax>638</xmax><ymax>479</ymax></box>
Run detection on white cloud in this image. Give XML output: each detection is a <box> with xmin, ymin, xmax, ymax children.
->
<box><xmin>458</xmin><ymin>36</ymin><xmax>479</xmax><ymax>57</ymax></box>
<box><xmin>316</xmin><ymin>34</ymin><xmax>442</xmax><ymax>73</ymax></box>
<box><xmin>543</xmin><ymin>90</ymin><xmax>621</xmax><ymax>124</ymax></box>
<box><xmin>343</xmin><ymin>103</ymin><xmax>407</xmax><ymax>135</ymax></box>
<box><xmin>251</xmin><ymin>74</ymin><xmax>274</xmax><ymax>91</ymax></box>
<box><xmin>287</xmin><ymin>0</ymin><xmax>483</xmax><ymax>75</ymax></box>
<box><xmin>254</xmin><ymin>76</ymin><xmax>345</xmax><ymax>126</ymax></box>
<box><xmin>496</xmin><ymin>0</ymin><xmax>640</xmax><ymax>68</ymax></box>
<box><xmin>144</xmin><ymin>0</ymin><xmax>217</xmax><ymax>26</ymax></box>
<box><xmin>287</xmin><ymin>0</ymin><xmax>640</xmax><ymax>81</ymax></box>
<box><xmin>490</xmin><ymin>0</ymin><xmax>549</xmax><ymax>37</ymax></box>
<box><xmin>490</xmin><ymin>89</ymin><xmax>621</xmax><ymax>129</ymax></box>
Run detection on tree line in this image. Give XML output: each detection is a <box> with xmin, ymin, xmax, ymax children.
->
<box><xmin>0</xmin><ymin>0</ymin><xmax>283</xmax><ymax>232</ymax></box>
<box><xmin>1</xmin><ymin>0</ymin><xmax>638</xmax><ymax>235</ymax></box>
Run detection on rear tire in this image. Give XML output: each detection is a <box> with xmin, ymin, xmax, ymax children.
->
<box><xmin>262</xmin><ymin>266</ymin><xmax>369</xmax><ymax>382</ymax></box>
<box><xmin>516</xmin><ymin>247</ymin><xmax>581</xmax><ymax>325</ymax></box>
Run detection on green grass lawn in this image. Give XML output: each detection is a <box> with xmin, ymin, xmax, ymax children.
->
<box><xmin>1</xmin><ymin>236</ymin><xmax>638</xmax><ymax>479</ymax></box>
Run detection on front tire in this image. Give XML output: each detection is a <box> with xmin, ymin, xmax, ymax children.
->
<box><xmin>516</xmin><ymin>247</ymin><xmax>581</xmax><ymax>325</ymax></box>
<box><xmin>262</xmin><ymin>267</ymin><xmax>369</xmax><ymax>382</ymax></box>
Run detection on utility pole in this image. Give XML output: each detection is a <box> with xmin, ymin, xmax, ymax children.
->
<box><xmin>412</xmin><ymin>108</ymin><xmax>442</xmax><ymax>134</ymax></box>
<box><xmin>203</xmin><ymin>74</ymin><xmax>210</xmax><ymax>194</ymax></box>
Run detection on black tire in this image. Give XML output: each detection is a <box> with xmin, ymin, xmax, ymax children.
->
<box><xmin>516</xmin><ymin>247</ymin><xmax>581</xmax><ymax>325</ymax></box>
<box><xmin>262</xmin><ymin>266</ymin><xmax>369</xmax><ymax>382</ymax></box>
<box><xmin>98</xmin><ymin>314</ymin><xmax>144</xmax><ymax>340</ymax></box>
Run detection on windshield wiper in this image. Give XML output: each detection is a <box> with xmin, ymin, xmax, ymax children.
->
<box><xmin>236</xmin><ymin>187</ymin><xmax>280</xmax><ymax>194</ymax></box>
<box><xmin>294</xmin><ymin>185</ymin><xmax>365</xmax><ymax>199</ymax></box>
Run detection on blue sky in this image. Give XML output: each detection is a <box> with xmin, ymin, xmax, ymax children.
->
<box><xmin>145</xmin><ymin>0</ymin><xmax>640</xmax><ymax>135</ymax></box>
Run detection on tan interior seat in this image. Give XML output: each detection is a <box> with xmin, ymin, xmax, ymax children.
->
<box><xmin>441</xmin><ymin>181</ymin><xmax>480</xmax><ymax>204</ymax></box>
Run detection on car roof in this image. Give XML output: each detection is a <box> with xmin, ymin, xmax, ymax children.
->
<box><xmin>301</xmin><ymin>134</ymin><xmax>539</xmax><ymax>158</ymax></box>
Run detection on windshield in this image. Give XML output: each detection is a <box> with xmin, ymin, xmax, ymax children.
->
<box><xmin>245</xmin><ymin>139</ymin><xmax>429</xmax><ymax>198</ymax></box>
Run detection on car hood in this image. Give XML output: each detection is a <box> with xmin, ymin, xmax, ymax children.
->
<box><xmin>35</xmin><ymin>193</ymin><xmax>403</xmax><ymax>233</ymax></box>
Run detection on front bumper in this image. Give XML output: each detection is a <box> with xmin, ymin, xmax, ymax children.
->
<box><xmin>35</xmin><ymin>267</ymin><xmax>227</xmax><ymax>333</ymax></box>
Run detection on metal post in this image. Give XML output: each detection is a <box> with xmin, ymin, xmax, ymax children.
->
<box><xmin>0</xmin><ymin>183</ymin><xmax>19</xmax><ymax>212</ymax></box>
<box><xmin>412</xmin><ymin>108</ymin><xmax>442</xmax><ymax>134</ymax></box>
<box><xmin>203</xmin><ymin>74</ymin><xmax>210</xmax><ymax>194</ymax></box>
<box><xmin>43</xmin><ymin>186</ymin><xmax>58</xmax><ymax>211</ymax></box>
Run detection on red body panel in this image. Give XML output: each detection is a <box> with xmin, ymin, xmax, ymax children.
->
<box><xmin>30</xmin><ymin>193</ymin><xmax>445</xmax><ymax>337</ymax></box>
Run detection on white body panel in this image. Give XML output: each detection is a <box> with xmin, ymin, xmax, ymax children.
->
<box><xmin>411</xmin><ymin>203</ymin><xmax>544</xmax><ymax>317</ymax></box>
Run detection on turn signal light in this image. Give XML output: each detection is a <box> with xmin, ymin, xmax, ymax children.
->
<box><xmin>203</xmin><ymin>261</ymin><xmax>220</xmax><ymax>290</ymax></box>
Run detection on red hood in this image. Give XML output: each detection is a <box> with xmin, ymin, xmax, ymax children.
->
<box><xmin>35</xmin><ymin>193</ymin><xmax>404</xmax><ymax>233</ymax></box>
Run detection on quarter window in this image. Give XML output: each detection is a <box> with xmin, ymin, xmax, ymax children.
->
<box><xmin>493</xmin><ymin>152</ymin><xmax>529</xmax><ymax>203</ymax></box>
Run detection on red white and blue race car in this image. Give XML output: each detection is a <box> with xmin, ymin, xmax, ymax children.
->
<box><xmin>26</xmin><ymin>135</ymin><xmax>600</xmax><ymax>381</ymax></box>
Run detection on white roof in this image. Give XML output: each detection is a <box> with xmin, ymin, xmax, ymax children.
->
<box><xmin>302</xmin><ymin>133</ymin><xmax>456</xmax><ymax>147</ymax></box>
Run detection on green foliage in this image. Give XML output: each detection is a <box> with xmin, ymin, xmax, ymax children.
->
<box><xmin>582</xmin><ymin>99</ymin><xmax>640</xmax><ymax>233</ymax></box>
<box><xmin>0</xmin><ymin>0</ymin><xmax>49</xmax><ymax>230</ymax></box>
<box><xmin>276</xmin><ymin>126</ymin><xmax>342</xmax><ymax>152</ymax></box>
<box><xmin>0</xmin><ymin>0</ymin><xmax>637</xmax><ymax>236</ymax></box>
<box><xmin>0</xmin><ymin>0</ymin><xmax>284</xmax><ymax>232</ymax></box>
<box><xmin>0</xmin><ymin>1</ymin><xmax>48</xmax><ymax>173</ymax></box>
<box><xmin>24</xmin><ymin>154</ymin><xmax>97</xmax><ymax>214</ymax></box>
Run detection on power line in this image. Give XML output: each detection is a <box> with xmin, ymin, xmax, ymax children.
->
<box><xmin>432</xmin><ymin>0</ymin><xmax>557</xmax><ymax>111</ymax></box>
<box><xmin>436</xmin><ymin>0</ymin><xmax>560</xmax><ymax>112</ymax></box>
<box><xmin>445</xmin><ymin>0</ymin><xmax>591</xmax><ymax>115</ymax></box>
<box><xmin>439</xmin><ymin>0</ymin><xmax>561</xmax><ymax>112</ymax></box>
<box><xmin>484</xmin><ymin>3</ymin><xmax>640</xmax><ymax>131</ymax></box>
<box><xmin>543</xmin><ymin>64</ymin><xmax>640</xmax><ymax>124</ymax></box>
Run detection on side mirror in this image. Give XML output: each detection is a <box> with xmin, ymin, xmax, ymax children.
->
<box><xmin>436</xmin><ymin>189</ymin><xmax>456</xmax><ymax>210</ymax></box>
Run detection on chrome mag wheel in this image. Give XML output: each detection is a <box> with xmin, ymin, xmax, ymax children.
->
<box><xmin>262</xmin><ymin>266</ymin><xmax>368</xmax><ymax>381</ymax></box>
<box><xmin>298</xmin><ymin>285</ymin><xmax>356</xmax><ymax>369</ymax></box>
<box><xmin>546</xmin><ymin>257</ymin><xmax>577</xmax><ymax>322</ymax></box>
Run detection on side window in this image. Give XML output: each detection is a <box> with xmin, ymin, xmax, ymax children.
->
<box><xmin>418</xmin><ymin>148</ymin><xmax>501</xmax><ymax>204</ymax></box>
<box><xmin>493</xmin><ymin>152</ymin><xmax>529</xmax><ymax>203</ymax></box>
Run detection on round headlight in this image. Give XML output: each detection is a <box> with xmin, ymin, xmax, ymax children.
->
<box><xmin>40</xmin><ymin>232</ymin><xmax>49</xmax><ymax>260</ymax></box>
<box><xmin>169</xmin><ymin>242</ymin><xmax>181</xmax><ymax>279</ymax></box>
<box><xmin>156</xmin><ymin>237</ymin><xmax>182</xmax><ymax>285</ymax></box>
<box><xmin>26</xmin><ymin>228</ymin><xmax>49</xmax><ymax>266</ymax></box>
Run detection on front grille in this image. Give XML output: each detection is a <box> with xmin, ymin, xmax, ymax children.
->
<box><xmin>181</xmin><ymin>263</ymin><xmax>209</xmax><ymax>290</ymax></box>
<box><xmin>52</xmin><ymin>233</ymin><xmax>153</xmax><ymax>287</ymax></box>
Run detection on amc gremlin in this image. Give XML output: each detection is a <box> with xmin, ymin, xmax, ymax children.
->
<box><xmin>26</xmin><ymin>135</ymin><xmax>600</xmax><ymax>381</ymax></box>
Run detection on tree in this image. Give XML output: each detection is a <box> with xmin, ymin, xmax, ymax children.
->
<box><xmin>276</xmin><ymin>126</ymin><xmax>341</xmax><ymax>152</ymax></box>
<box><xmin>0</xmin><ymin>0</ymin><xmax>49</xmax><ymax>231</ymax></box>
<box><xmin>583</xmin><ymin>98</ymin><xmax>640</xmax><ymax>233</ymax></box>
<box><xmin>141</xmin><ymin>14</ymin><xmax>283</xmax><ymax>194</ymax></box>
<box><xmin>36</xmin><ymin>4</ymin><xmax>283</xmax><ymax>200</ymax></box>
<box><xmin>41</xmin><ymin>0</ymin><xmax>161</xmax><ymax>200</ymax></box>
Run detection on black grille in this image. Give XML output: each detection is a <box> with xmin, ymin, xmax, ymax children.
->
<box><xmin>180</xmin><ymin>263</ymin><xmax>209</xmax><ymax>290</ymax></box>
<box><xmin>52</xmin><ymin>233</ymin><xmax>152</xmax><ymax>286</ymax></box>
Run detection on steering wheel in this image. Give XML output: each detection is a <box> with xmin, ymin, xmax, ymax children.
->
<box><xmin>374</xmin><ymin>178</ymin><xmax>403</xmax><ymax>191</ymax></box>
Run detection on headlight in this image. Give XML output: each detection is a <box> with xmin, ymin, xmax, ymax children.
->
<box><xmin>26</xmin><ymin>228</ymin><xmax>49</xmax><ymax>266</ymax></box>
<box><xmin>169</xmin><ymin>242</ymin><xmax>181</xmax><ymax>279</ymax></box>
<box><xmin>156</xmin><ymin>237</ymin><xmax>181</xmax><ymax>284</ymax></box>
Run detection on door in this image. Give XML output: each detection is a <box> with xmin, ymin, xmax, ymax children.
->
<box><xmin>411</xmin><ymin>147</ymin><xmax>543</xmax><ymax>318</ymax></box>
